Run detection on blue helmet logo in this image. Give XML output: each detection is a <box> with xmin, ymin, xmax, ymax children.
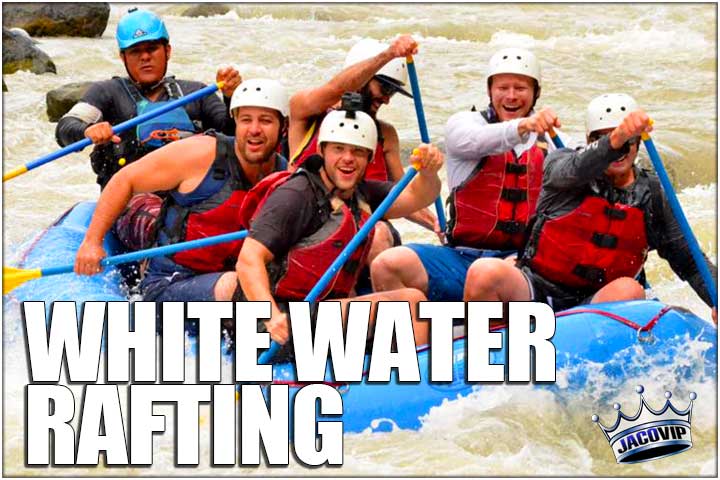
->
<box><xmin>116</xmin><ymin>9</ymin><xmax>169</xmax><ymax>51</ymax></box>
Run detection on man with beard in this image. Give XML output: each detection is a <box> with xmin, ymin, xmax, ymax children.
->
<box><xmin>74</xmin><ymin>79</ymin><xmax>288</xmax><ymax>302</ymax></box>
<box><xmin>456</xmin><ymin>93</ymin><xmax>717</xmax><ymax>323</ymax></box>
<box><xmin>287</xmin><ymin>36</ymin><xmax>439</xmax><ymax>267</ymax></box>
<box><xmin>371</xmin><ymin>47</ymin><xmax>567</xmax><ymax>302</ymax></box>
<box><xmin>237</xmin><ymin>109</ymin><xmax>444</xmax><ymax>348</ymax></box>
<box><xmin>56</xmin><ymin>8</ymin><xmax>241</xmax><ymax>252</ymax></box>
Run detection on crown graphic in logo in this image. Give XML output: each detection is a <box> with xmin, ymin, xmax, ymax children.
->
<box><xmin>591</xmin><ymin>385</ymin><xmax>696</xmax><ymax>464</ymax></box>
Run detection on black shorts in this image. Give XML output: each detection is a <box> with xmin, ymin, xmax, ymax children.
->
<box><xmin>383</xmin><ymin>219</ymin><xmax>402</xmax><ymax>247</ymax></box>
<box><xmin>520</xmin><ymin>267</ymin><xmax>594</xmax><ymax>312</ymax></box>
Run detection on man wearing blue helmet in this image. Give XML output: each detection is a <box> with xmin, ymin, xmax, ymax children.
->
<box><xmin>55</xmin><ymin>8</ymin><xmax>241</xmax><ymax>253</ymax></box>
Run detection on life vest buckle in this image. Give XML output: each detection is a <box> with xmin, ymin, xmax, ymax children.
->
<box><xmin>573</xmin><ymin>264</ymin><xmax>606</xmax><ymax>284</ymax></box>
<box><xmin>496</xmin><ymin>220</ymin><xmax>524</xmax><ymax>234</ymax></box>
<box><xmin>505</xmin><ymin>162</ymin><xmax>527</xmax><ymax>175</ymax></box>
<box><xmin>604</xmin><ymin>206</ymin><xmax>628</xmax><ymax>220</ymax></box>
<box><xmin>501</xmin><ymin>188</ymin><xmax>528</xmax><ymax>202</ymax></box>
<box><xmin>591</xmin><ymin>232</ymin><xmax>619</xmax><ymax>249</ymax></box>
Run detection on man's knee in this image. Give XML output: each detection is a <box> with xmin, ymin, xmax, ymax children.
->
<box><xmin>213</xmin><ymin>272</ymin><xmax>238</xmax><ymax>301</ymax></box>
<box><xmin>466</xmin><ymin>258</ymin><xmax>508</xmax><ymax>288</ymax></box>
<box><xmin>464</xmin><ymin>258</ymin><xmax>520</xmax><ymax>300</ymax></box>
<box><xmin>593</xmin><ymin>277</ymin><xmax>645</xmax><ymax>303</ymax></box>
<box><xmin>370</xmin><ymin>246</ymin><xmax>424</xmax><ymax>290</ymax></box>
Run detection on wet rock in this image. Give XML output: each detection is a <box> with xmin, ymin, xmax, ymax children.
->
<box><xmin>46</xmin><ymin>81</ymin><xmax>93</xmax><ymax>122</ymax></box>
<box><xmin>182</xmin><ymin>4</ymin><xmax>231</xmax><ymax>17</ymax></box>
<box><xmin>2</xmin><ymin>27</ymin><xmax>56</xmax><ymax>75</ymax></box>
<box><xmin>2</xmin><ymin>3</ymin><xmax>110</xmax><ymax>37</ymax></box>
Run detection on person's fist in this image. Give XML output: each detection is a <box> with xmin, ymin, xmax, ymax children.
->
<box><xmin>388</xmin><ymin>34</ymin><xmax>418</xmax><ymax>58</ymax></box>
<box><xmin>264</xmin><ymin>312</ymin><xmax>290</xmax><ymax>344</ymax></box>
<box><xmin>84</xmin><ymin>122</ymin><xmax>120</xmax><ymax>145</ymax></box>
<box><xmin>216</xmin><ymin>66</ymin><xmax>242</xmax><ymax>98</ymax></box>
<box><xmin>610</xmin><ymin>110</ymin><xmax>652</xmax><ymax>149</ymax></box>
<box><xmin>411</xmin><ymin>143</ymin><xmax>444</xmax><ymax>177</ymax></box>
<box><xmin>518</xmin><ymin>107</ymin><xmax>561</xmax><ymax>136</ymax></box>
<box><xmin>74</xmin><ymin>240</ymin><xmax>106</xmax><ymax>276</ymax></box>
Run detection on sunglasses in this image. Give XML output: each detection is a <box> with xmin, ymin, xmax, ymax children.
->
<box><xmin>374</xmin><ymin>78</ymin><xmax>398</xmax><ymax>98</ymax></box>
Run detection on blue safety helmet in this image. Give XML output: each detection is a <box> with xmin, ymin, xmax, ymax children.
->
<box><xmin>116</xmin><ymin>8</ymin><xmax>169</xmax><ymax>51</ymax></box>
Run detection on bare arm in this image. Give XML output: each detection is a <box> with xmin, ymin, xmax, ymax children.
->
<box><xmin>74</xmin><ymin>135</ymin><xmax>216</xmax><ymax>274</ymax></box>
<box><xmin>385</xmin><ymin>144</ymin><xmax>443</xmax><ymax>219</ymax></box>
<box><xmin>236</xmin><ymin>238</ymin><xmax>290</xmax><ymax>344</ymax></box>
<box><xmin>288</xmin><ymin>35</ymin><xmax>418</xmax><ymax>154</ymax></box>
<box><xmin>379</xmin><ymin>121</ymin><xmax>405</xmax><ymax>182</ymax></box>
<box><xmin>380</xmin><ymin>121</ymin><xmax>439</xmax><ymax>233</ymax></box>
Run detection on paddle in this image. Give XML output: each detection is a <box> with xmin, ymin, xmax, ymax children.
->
<box><xmin>3</xmin><ymin>228</ymin><xmax>247</xmax><ymax>295</ymax></box>
<box><xmin>548</xmin><ymin>127</ymin><xmax>565</xmax><ymax>149</ymax></box>
<box><xmin>641</xmin><ymin>124</ymin><xmax>717</xmax><ymax>307</ymax></box>
<box><xmin>405</xmin><ymin>55</ymin><xmax>447</xmax><ymax>233</ymax></box>
<box><xmin>3</xmin><ymin>81</ymin><xmax>225</xmax><ymax>182</ymax></box>
<box><xmin>257</xmin><ymin>160</ymin><xmax>423</xmax><ymax>365</ymax></box>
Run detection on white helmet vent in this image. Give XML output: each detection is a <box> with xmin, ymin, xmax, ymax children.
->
<box><xmin>585</xmin><ymin>93</ymin><xmax>638</xmax><ymax>135</ymax></box>
<box><xmin>318</xmin><ymin>110</ymin><xmax>378</xmax><ymax>151</ymax></box>
<box><xmin>230</xmin><ymin>79</ymin><xmax>289</xmax><ymax>117</ymax></box>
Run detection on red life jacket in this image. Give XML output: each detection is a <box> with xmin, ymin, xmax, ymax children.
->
<box><xmin>527</xmin><ymin>195</ymin><xmax>649</xmax><ymax>290</ymax></box>
<box><xmin>290</xmin><ymin>114</ymin><xmax>389</xmax><ymax>181</ymax></box>
<box><xmin>447</xmin><ymin>142</ymin><xmax>546</xmax><ymax>250</ymax></box>
<box><xmin>243</xmin><ymin>168</ymin><xmax>375</xmax><ymax>300</ymax></box>
<box><xmin>157</xmin><ymin>132</ymin><xmax>283</xmax><ymax>273</ymax></box>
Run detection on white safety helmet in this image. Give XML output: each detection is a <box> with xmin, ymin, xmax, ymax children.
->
<box><xmin>344</xmin><ymin>39</ymin><xmax>412</xmax><ymax>98</ymax></box>
<box><xmin>229</xmin><ymin>78</ymin><xmax>289</xmax><ymax>118</ymax></box>
<box><xmin>486</xmin><ymin>47</ymin><xmax>541</xmax><ymax>87</ymax></box>
<box><xmin>317</xmin><ymin>110</ymin><xmax>378</xmax><ymax>153</ymax></box>
<box><xmin>585</xmin><ymin>93</ymin><xmax>638</xmax><ymax>135</ymax></box>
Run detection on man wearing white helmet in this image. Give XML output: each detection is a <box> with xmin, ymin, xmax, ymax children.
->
<box><xmin>455</xmin><ymin>94</ymin><xmax>716</xmax><ymax>322</ymax></box>
<box><xmin>237</xmin><ymin>109</ymin><xmax>444</xmax><ymax>351</ymax></box>
<box><xmin>288</xmin><ymin>36</ymin><xmax>415</xmax><ymax>179</ymax></box>
<box><xmin>57</xmin><ymin>8</ymin><xmax>241</xmax><ymax>254</ymax></box>
<box><xmin>372</xmin><ymin>47</ymin><xmax>567</xmax><ymax>302</ymax></box>
<box><xmin>75</xmin><ymin>79</ymin><xmax>289</xmax><ymax>303</ymax></box>
<box><xmin>288</xmin><ymin>36</ymin><xmax>439</xmax><ymax>265</ymax></box>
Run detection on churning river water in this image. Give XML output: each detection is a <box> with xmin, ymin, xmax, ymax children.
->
<box><xmin>2</xmin><ymin>3</ymin><xmax>717</xmax><ymax>476</ymax></box>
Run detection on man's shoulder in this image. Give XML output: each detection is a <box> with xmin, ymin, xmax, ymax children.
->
<box><xmin>84</xmin><ymin>77</ymin><xmax>125</xmax><ymax>96</ymax></box>
<box><xmin>272</xmin><ymin>171</ymin><xmax>317</xmax><ymax>196</ymax></box>
<box><xmin>446</xmin><ymin>109</ymin><xmax>486</xmax><ymax>126</ymax></box>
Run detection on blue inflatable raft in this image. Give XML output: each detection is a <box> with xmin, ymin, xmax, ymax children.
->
<box><xmin>7</xmin><ymin>201</ymin><xmax>717</xmax><ymax>434</ymax></box>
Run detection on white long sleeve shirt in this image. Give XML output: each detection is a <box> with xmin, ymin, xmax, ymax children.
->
<box><xmin>444</xmin><ymin>110</ymin><xmax>572</xmax><ymax>190</ymax></box>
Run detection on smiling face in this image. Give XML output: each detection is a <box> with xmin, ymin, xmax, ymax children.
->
<box><xmin>488</xmin><ymin>73</ymin><xmax>536</xmax><ymax>121</ymax></box>
<box><xmin>233</xmin><ymin>106</ymin><xmax>282</xmax><ymax>165</ymax></box>
<box><xmin>319</xmin><ymin>141</ymin><xmax>372</xmax><ymax>197</ymax></box>
<box><xmin>120</xmin><ymin>40</ymin><xmax>171</xmax><ymax>86</ymax></box>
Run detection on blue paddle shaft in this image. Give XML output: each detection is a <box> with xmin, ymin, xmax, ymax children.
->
<box><xmin>642</xmin><ymin>136</ymin><xmax>717</xmax><ymax>307</ymax></box>
<box><xmin>257</xmin><ymin>166</ymin><xmax>421</xmax><ymax>365</ymax></box>
<box><xmin>41</xmin><ymin>229</ymin><xmax>247</xmax><ymax>278</ymax></box>
<box><xmin>550</xmin><ymin>132</ymin><xmax>565</xmax><ymax>149</ymax></box>
<box><xmin>406</xmin><ymin>57</ymin><xmax>447</xmax><ymax>232</ymax></box>
<box><xmin>26</xmin><ymin>83</ymin><xmax>221</xmax><ymax>172</ymax></box>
